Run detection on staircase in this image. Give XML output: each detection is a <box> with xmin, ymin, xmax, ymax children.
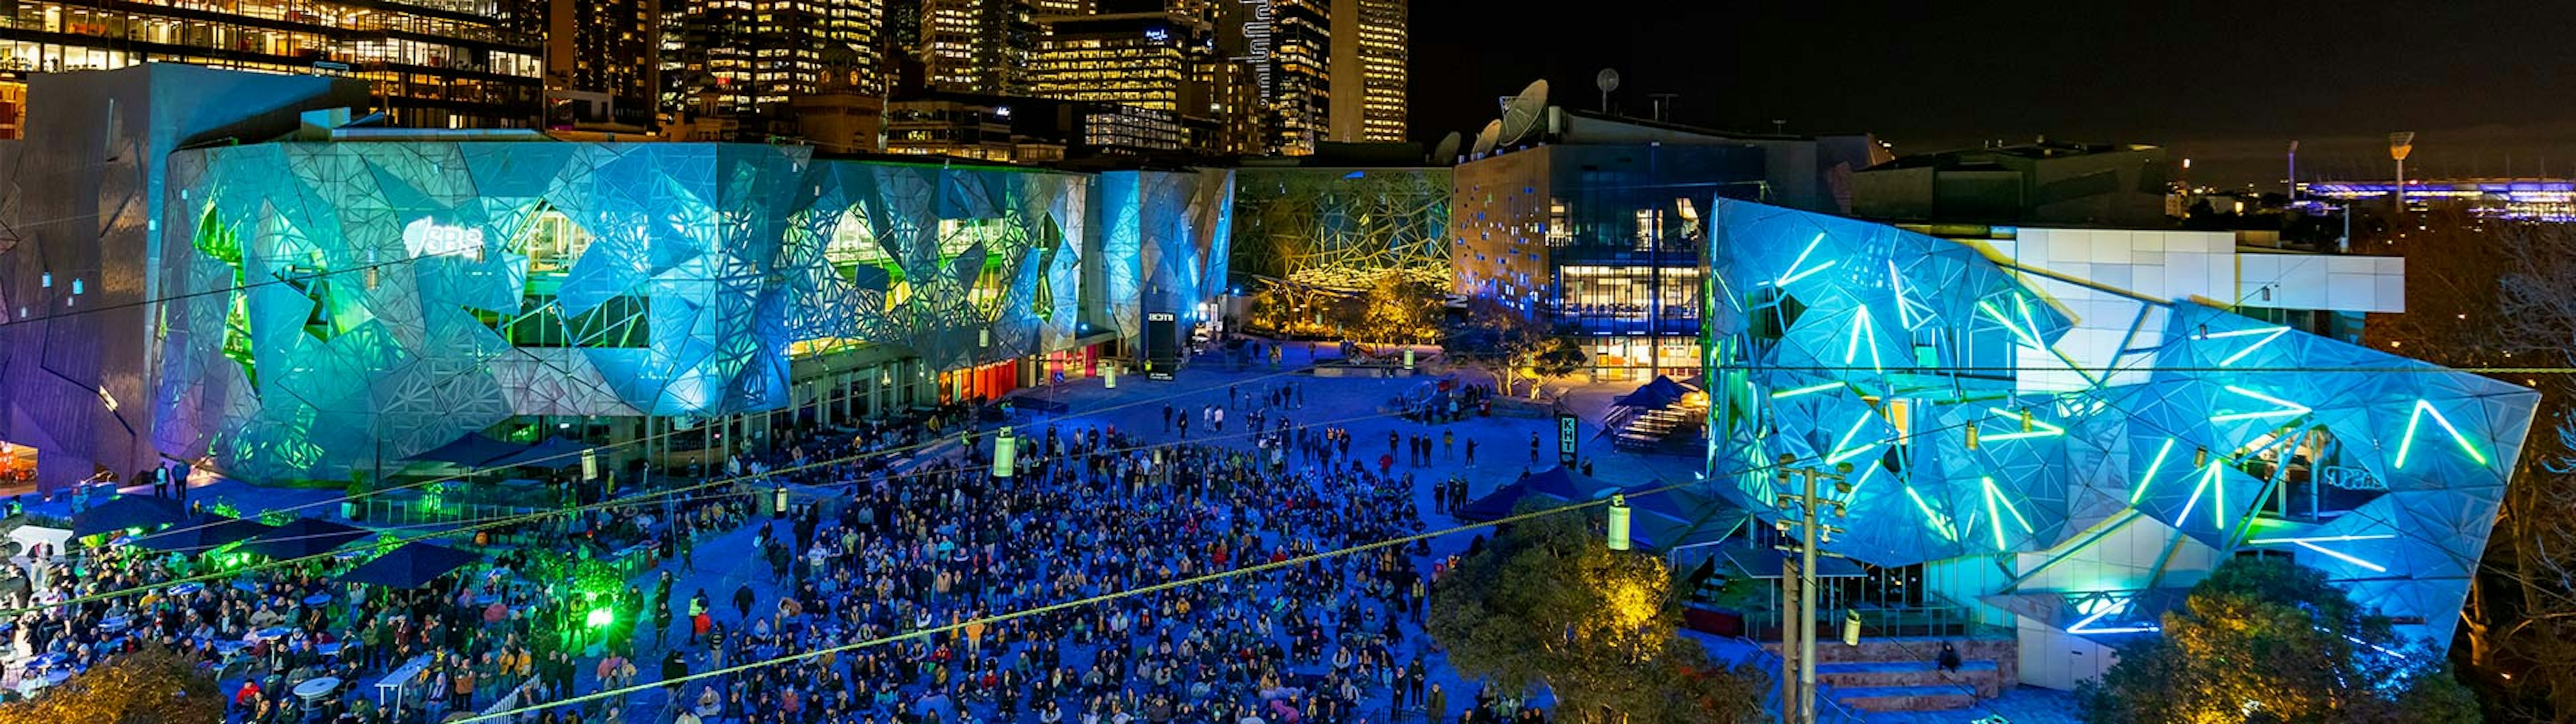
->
<box><xmin>1613</xmin><ymin>404</ymin><xmax>1705</xmax><ymax>452</ymax></box>
<box><xmin>1766</xmin><ymin>636</ymin><xmax>2017</xmax><ymax>713</ymax></box>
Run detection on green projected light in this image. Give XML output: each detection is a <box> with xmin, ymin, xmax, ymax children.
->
<box><xmin>2133</xmin><ymin>438</ymin><xmax>2176</xmax><ymax>505</ymax></box>
<box><xmin>1982</xmin><ymin>408</ymin><xmax>2066</xmax><ymax>442</ymax></box>
<box><xmin>2395</xmin><ymin>398</ymin><xmax>2487</xmax><ymax>468</ymax></box>
<box><xmin>1976</xmin><ymin>298</ymin><xmax>2046</xmax><ymax>349</ymax></box>
<box><xmin>1706</xmin><ymin>199</ymin><xmax>2538</xmax><ymax>654</ymax></box>
<box><xmin>1770</xmin><ymin>381</ymin><xmax>1841</xmax><ymax>400</ymax></box>
<box><xmin>1904</xmin><ymin>485</ymin><xmax>1957</xmax><ymax>542</ymax></box>
<box><xmin>1980</xmin><ymin>476</ymin><xmax>2036</xmax><ymax>549</ymax></box>
<box><xmin>1775</xmin><ymin>233</ymin><xmax>1835</xmax><ymax>287</ymax></box>
<box><xmin>2196</xmin><ymin>324</ymin><xmax>2290</xmax><ymax>367</ymax></box>
<box><xmin>2208</xmin><ymin>385</ymin><xmax>2312</xmax><ymax>423</ymax></box>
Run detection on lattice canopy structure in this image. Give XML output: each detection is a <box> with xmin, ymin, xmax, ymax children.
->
<box><xmin>1704</xmin><ymin>200</ymin><xmax>2535</xmax><ymax>650</ymax></box>
<box><xmin>1229</xmin><ymin>167</ymin><xmax>1450</xmax><ymax>290</ymax></box>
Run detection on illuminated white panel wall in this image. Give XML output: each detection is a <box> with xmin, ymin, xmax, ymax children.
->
<box><xmin>2236</xmin><ymin>252</ymin><xmax>2404</xmax><ymax>314</ymax></box>
<box><xmin>1976</xmin><ymin>229</ymin><xmax>2237</xmax><ymax>393</ymax></box>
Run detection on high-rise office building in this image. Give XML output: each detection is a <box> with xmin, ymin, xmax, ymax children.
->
<box><xmin>923</xmin><ymin>0</ymin><xmax>1037</xmax><ymax>94</ymax></box>
<box><xmin>549</xmin><ymin>0</ymin><xmax>662</xmax><ymax>130</ymax></box>
<box><xmin>1263</xmin><ymin>0</ymin><xmax>1328</xmax><ymax>154</ymax></box>
<box><xmin>1326</xmin><ymin>0</ymin><xmax>1401</xmax><ymax>143</ymax></box>
<box><xmin>0</xmin><ymin>0</ymin><xmax>543</xmax><ymax>129</ymax></box>
<box><xmin>681</xmin><ymin>0</ymin><xmax>885</xmax><ymax>119</ymax></box>
<box><xmin>1030</xmin><ymin>3</ymin><xmax>1205</xmax><ymax>112</ymax></box>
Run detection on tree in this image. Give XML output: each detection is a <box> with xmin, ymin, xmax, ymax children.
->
<box><xmin>1450</xmin><ymin>298</ymin><xmax>1587</xmax><ymax>400</ymax></box>
<box><xmin>2077</xmin><ymin>557</ymin><xmax>2479</xmax><ymax>724</ymax></box>
<box><xmin>2366</xmin><ymin>205</ymin><xmax>2576</xmax><ymax>719</ymax></box>
<box><xmin>1428</xmin><ymin>505</ymin><xmax>1764</xmax><ymax>722</ymax></box>
<box><xmin>0</xmin><ymin>644</ymin><xmax>223</xmax><ymax>723</ymax></box>
<box><xmin>1355</xmin><ymin>273</ymin><xmax>1444</xmax><ymax>345</ymax></box>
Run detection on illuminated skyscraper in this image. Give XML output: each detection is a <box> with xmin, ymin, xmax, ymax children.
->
<box><xmin>549</xmin><ymin>0</ymin><xmax>661</xmax><ymax>130</ymax></box>
<box><xmin>1030</xmin><ymin>2</ymin><xmax>1205</xmax><ymax>112</ymax></box>
<box><xmin>1262</xmin><ymin>0</ymin><xmax>1329</xmax><ymax>154</ymax></box>
<box><xmin>1326</xmin><ymin>0</ymin><xmax>1403</xmax><ymax>143</ymax></box>
<box><xmin>0</xmin><ymin>0</ymin><xmax>543</xmax><ymax>129</ymax></box>
<box><xmin>661</xmin><ymin>0</ymin><xmax>884</xmax><ymax>123</ymax></box>
<box><xmin>923</xmin><ymin>0</ymin><xmax>1038</xmax><ymax>93</ymax></box>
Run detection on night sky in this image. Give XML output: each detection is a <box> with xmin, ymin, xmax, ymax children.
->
<box><xmin>1407</xmin><ymin>0</ymin><xmax>2576</xmax><ymax>188</ymax></box>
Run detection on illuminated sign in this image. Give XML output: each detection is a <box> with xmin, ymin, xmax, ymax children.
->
<box><xmin>403</xmin><ymin>217</ymin><xmax>486</xmax><ymax>261</ymax></box>
<box><xmin>1556</xmin><ymin>413</ymin><xmax>1578</xmax><ymax>465</ymax></box>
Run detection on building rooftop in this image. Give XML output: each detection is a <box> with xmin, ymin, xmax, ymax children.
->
<box><xmin>1866</xmin><ymin>140</ymin><xmax>2164</xmax><ymax>172</ymax></box>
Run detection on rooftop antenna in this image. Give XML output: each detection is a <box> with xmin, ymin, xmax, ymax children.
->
<box><xmin>1595</xmin><ymin>68</ymin><xmax>1619</xmax><ymax>114</ymax></box>
<box><xmin>1498</xmin><ymin>80</ymin><xmax>1550</xmax><ymax>146</ymax></box>
<box><xmin>1648</xmin><ymin>93</ymin><xmax>1678</xmax><ymax>121</ymax></box>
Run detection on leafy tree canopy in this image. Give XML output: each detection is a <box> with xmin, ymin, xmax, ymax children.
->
<box><xmin>1429</xmin><ymin>505</ymin><xmax>1763</xmax><ymax>722</ymax></box>
<box><xmin>2078</xmin><ymin>557</ymin><xmax>2480</xmax><ymax>724</ymax></box>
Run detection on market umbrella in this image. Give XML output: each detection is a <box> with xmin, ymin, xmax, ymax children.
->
<box><xmin>71</xmin><ymin>495</ymin><xmax>185</xmax><ymax>538</ymax></box>
<box><xmin>129</xmin><ymin>514</ymin><xmax>274</xmax><ymax>554</ymax></box>
<box><xmin>337</xmin><ymin>543</ymin><xmax>484</xmax><ymax>589</ymax></box>
<box><xmin>484</xmin><ymin>436</ymin><xmax>588</xmax><ymax>471</ymax></box>
<box><xmin>235</xmin><ymin>518</ymin><xmax>370</xmax><ymax>560</ymax></box>
<box><xmin>401</xmin><ymin>433</ymin><xmax>529</xmax><ymax>467</ymax></box>
<box><xmin>1610</xmin><ymin>375</ymin><xmax>1690</xmax><ymax>410</ymax></box>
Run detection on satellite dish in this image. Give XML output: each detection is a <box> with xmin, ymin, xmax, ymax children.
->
<box><xmin>1431</xmin><ymin>131</ymin><xmax>1462</xmax><ymax>164</ymax></box>
<box><xmin>1596</xmin><ymin>68</ymin><xmax>1620</xmax><ymax>95</ymax></box>
<box><xmin>1471</xmin><ymin>120</ymin><xmax>1501</xmax><ymax>158</ymax></box>
<box><xmin>1497</xmin><ymin>79</ymin><xmax>1549</xmax><ymax>146</ymax></box>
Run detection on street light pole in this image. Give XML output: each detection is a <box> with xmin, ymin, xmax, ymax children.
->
<box><xmin>1774</xmin><ymin>455</ymin><xmax>1850</xmax><ymax>724</ymax></box>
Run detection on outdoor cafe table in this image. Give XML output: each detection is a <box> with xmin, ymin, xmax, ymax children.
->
<box><xmin>376</xmin><ymin>655</ymin><xmax>429</xmax><ymax>707</ymax></box>
<box><xmin>294</xmin><ymin>676</ymin><xmax>341</xmax><ymax>702</ymax></box>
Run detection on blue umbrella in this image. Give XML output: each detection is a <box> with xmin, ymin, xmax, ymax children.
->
<box><xmin>337</xmin><ymin>543</ymin><xmax>484</xmax><ymax>589</ymax></box>
<box><xmin>72</xmin><ymin>495</ymin><xmax>184</xmax><ymax>538</ymax></box>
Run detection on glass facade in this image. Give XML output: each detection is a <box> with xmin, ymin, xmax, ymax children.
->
<box><xmin>1705</xmin><ymin>198</ymin><xmax>2534</xmax><ymax>656</ymax></box>
<box><xmin>0</xmin><ymin>0</ymin><xmax>541</xmax><ymax>128</ymax></box>
<box><xmin>1451</xmin><ymin>142</ymin><xmax>1766</xmax><ymax>375</ymax></box>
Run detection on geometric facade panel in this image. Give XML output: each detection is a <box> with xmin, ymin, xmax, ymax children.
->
<box><xmin>1704</xmin><ymin>199</ymin><xmax>2538</xmax><ymax>651</ymax></box>
<box><xmin>148</xmin><ymin>143</ymin><xmax>1226</xmax><ymax>483</ymax></box>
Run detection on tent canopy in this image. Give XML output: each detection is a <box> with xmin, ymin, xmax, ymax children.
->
<box><xmin>130</xmin><ymin>514</ymin><xmax>274</xmax><ymax>553</ymax></box>
<box><xmin>484</xmin><ymin>436</ymin><xmax>588</xmax><ymax>470</ymax></box>
<box><xmin>72</xmin><ymin>495</ymin><xmax>186</xmax><ymax>538</ymax></box>
<box><xmin>402</xmin><ymin>434</ymin><xmax>529</xmax><ymax>467</ymax></box>
<box><xmin>1611</xmin><ymin>375</ymin><xmax>1692</xmax><ymax>410</ymax></box>
<box><xmin>338</xmin><ymin>542</ymin><xmax>483</xmax><ymax>589</ymax></box>
<box><xmin>1455</xmin><ymin>466</ymin><xmax>1621</xmax><ymax>523</ymax></box>
<box><xmin>237</xmin><ymin>517</ymin><xmax>371</xmax><ymax>560</ymax></box>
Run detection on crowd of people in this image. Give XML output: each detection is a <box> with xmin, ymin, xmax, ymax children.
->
<box><xmin>639</xmin><ymin>388</ymin><xmax>1464</xmax><ymax>723</ymax></box>
<box><xmin>0</xmin><ymin>374</ymin><xmax>1572</xmax><ymax>724</ymax></box>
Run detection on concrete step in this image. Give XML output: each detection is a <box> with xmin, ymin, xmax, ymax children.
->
<box><xmin>1827</xmin><ymin>684</ymin><xmax>1980</xmax><ymax>713</ymax></box>
<box><xmin>1814</xmin><ymin>660</ymin><xmax>2002</xmax><ymax>697</ymax></box>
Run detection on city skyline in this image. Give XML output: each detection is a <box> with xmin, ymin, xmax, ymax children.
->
<box><xmin>1407</xmin><ymin>0</ymin><xmax>2576</xmax><ymax>188</ymax></box>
